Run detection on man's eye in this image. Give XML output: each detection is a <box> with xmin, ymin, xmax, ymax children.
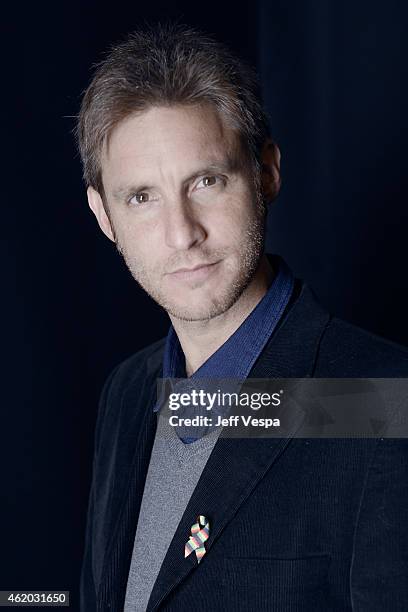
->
<box><xmin>197</xmin><ymin>176</ymin><xmax>219</xmax><ymax>189</ymax></box>
<box><xmin>129</xmin><ymin>192</ymin><xmax>150</xmax><ymax>205</ymax></box>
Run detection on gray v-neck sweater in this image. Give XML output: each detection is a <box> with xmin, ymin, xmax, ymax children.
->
<box><xmin>124</xmin><ymin>412</ymin><xmax>221</xmax><ymax>611</ymax></box>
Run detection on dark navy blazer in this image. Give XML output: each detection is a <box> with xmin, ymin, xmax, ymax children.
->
<box><xmin>80</xmin><ymin>280</ymin><xmax>408</xmax><ymax>611</ymax></box>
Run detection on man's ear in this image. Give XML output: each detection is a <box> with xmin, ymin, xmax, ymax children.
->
<box><xmin>260</xmin><ymin>139</ymin><xmax>281</xmax><ymax>203</ymax></box>
<box><xmin>87</xmin><ymin>186</ymin><xmax>115</xmax><ymax>242</ymax></box>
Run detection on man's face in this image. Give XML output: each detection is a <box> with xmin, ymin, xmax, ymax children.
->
<box><xmin>93</xmin><ymin>104</ymin><xmax>266</xmax><ymax>321</ymax></box>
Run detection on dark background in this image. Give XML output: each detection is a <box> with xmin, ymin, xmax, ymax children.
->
<box><xmin>3</xmin><ymin>0</ymin><xmax>408</xmax><ymax>609</ymax></box>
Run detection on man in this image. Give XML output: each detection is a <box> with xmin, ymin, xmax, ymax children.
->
<box><xmin>77</xmin><ymin>24</ymin><xmax>408</xmax><ymax>611</ymax></box>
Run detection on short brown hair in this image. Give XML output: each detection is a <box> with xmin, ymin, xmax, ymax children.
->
<box><xmin>76</xmin><ymin>23</ymin><xmax>270</xmax><ymax>195</ymax></box>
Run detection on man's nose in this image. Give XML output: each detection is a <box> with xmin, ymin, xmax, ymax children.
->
<box><xmin>163</xmin><ymin>199</ymin><xmax>207</xmax><ymax>250</ymax></box>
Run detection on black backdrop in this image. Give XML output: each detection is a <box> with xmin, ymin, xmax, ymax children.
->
<box><xmin>2</xmin><ymin>1</ymin><xmax>408</xmax><ymax>609</ymax></box>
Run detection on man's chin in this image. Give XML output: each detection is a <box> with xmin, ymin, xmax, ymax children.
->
<box><xmin>163</xmin><ymin>301</ymin><xmax>230</xmax><ymax>322</ymax></box>
<box><xmin>158</xmin><ymin>289</ymin><xmax>240</xmax><ymax>322</ymax></box>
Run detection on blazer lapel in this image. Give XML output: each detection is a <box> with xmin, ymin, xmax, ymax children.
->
<box><xmin>147</xmin><ymin>284</ymin><xmax>330</xmax><ymax>611</ymax></box>
<box><xmin>147</xmin><ymin>434</ymin><xmax>303</xmax><ymax>611</ymax></box>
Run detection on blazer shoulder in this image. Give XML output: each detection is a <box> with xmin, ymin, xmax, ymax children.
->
<box><xmin>93</xmin><ymin>337</ymin><xmax>166</xmax><ymax>449</ymax></box>
<box><xmin>108</xmin><ymin>336</ymin><xmax>166</xmax><ymax>392</ymax></box>
<box><xmin>316</xmin><ymin>316</ymin><xmax>408</xmax><ymax>376</ymax></box>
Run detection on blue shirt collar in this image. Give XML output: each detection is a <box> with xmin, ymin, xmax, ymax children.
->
<box><xmin>155</xmin><ymin>254</ymin><xmax>294</xmax><ymax>412</ymax></box>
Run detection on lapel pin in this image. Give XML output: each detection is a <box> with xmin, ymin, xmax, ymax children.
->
<box><xmin>185</xmin><ymin>515</ymin><xmax>210</xmax><ymax>563</ymax></box>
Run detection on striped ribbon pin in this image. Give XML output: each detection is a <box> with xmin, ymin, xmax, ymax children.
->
<box><xmin>184</xmin><ymin>515</ymin><xmax>210</xmax><ymax>563</ymax></box>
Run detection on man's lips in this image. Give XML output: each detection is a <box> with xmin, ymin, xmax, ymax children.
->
<box><xmin>169</xmin><ymin>262</ymin><xmax>218</xmax><ymax>274</ymax></box>
<box><xmin>166</xmin><ymin>260</ymin><xmax>221</xmax><ymax>280</ymax></box>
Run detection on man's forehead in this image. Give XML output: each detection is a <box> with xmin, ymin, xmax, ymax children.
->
<box><xmin>103</xmin><ymin>104</ymin><xmax>241</xmax><ymax>163</ymax></box>
<box><xmin>101</xmin><ymin>104</ymin><xmax>246</xmax><ymax>187</ymax></box>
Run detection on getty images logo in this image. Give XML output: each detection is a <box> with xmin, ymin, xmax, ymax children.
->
<box><xmin>167</xmin><ymin>388</ymin><xmax>283</xmax><ymax>411</ymax></box>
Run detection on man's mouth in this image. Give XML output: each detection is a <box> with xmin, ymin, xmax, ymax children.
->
<box><xmin>166</xmin><ymin>261</ymin><xmax>221</xmax><ymax>281</ymax></box>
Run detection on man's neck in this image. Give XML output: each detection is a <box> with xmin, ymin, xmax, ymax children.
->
<box><xmin>169</xmin><ymin>255</ymin><xmax>275</xmax><ymax>376</ymax></box>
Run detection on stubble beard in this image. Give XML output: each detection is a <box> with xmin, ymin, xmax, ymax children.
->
<box><xmin>116</xmin><ymin>200</ymin><xmax>266</xmax><ymax>322</ymax></box>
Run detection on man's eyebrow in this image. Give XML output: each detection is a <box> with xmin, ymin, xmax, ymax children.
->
<box><xmin>111</xmin><ymin>152</ymin><xmax>243</xmax><ymax>201</ymax></box>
